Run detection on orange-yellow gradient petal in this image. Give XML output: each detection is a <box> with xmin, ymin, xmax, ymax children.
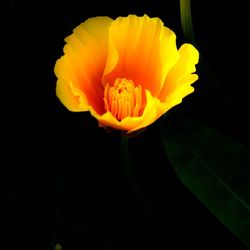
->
<box><xmin>159</xmin><ymin>43</ymin><xmax>199</xmax><ymax>104</ymax></box>
<box><xmin>54</xmin><ymin>14</ymin><xmax>199</xmax><ymax>133</ymax></box>
<box><xmin>102</xmin><ymin>15</ymin><xmax>179</xmax><ymax>98</ymax></box>
<box><xmin>54</xmin><ymin>16</ymin><xmax>113</xmax><ymax>113</ymax></box>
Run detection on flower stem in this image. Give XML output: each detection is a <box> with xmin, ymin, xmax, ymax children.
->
<box><xmin>180</xmin><ymin>0</ymin><xmax>197</xmax><ymax>46</ymax></box>
<box><xmin>180</xmin><ymin>0</ymin><xmax>233</xmax><ymax>104</ymax></box>
<box><xmin>121</xmin><ymin>135</ymin><xmax>155</xmax><ymax>220</ymax></box>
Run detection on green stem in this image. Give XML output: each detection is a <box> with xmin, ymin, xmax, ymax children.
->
<box><xmin>180</xmin><ymin>0</ymin><xmax>197</xmax><ymax>46</ymax></box>
<box><xmin>121</xmin><ymin>135</ymin><xmax>129</xmax><ymax>170</ymax></box>
<box><xmin>180</xmin><ymin>0</ymin><xmax>233</xmax><ymax>105</ymax></box>
<box><xmin>121</xmin><ymin>135</ymin><xmax>155</xmax><ymax>220</ymax></box>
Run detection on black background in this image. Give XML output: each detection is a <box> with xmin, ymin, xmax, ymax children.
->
<box><xmin>6</xmin><ymin>0</ymin><xmax>250</xmax><ymax>249</ymax></box>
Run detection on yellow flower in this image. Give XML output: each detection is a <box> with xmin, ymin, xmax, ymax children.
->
<box><xmin>54</xmin><ymin>14</ymin><xmax>199</xmax><ymax>133</ymax></box>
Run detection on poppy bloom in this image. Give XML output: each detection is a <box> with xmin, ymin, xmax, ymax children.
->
<box><xmin>54</xmin><ymin>14</ymin><xmax>199</xmax><ymax>133</ymax></box>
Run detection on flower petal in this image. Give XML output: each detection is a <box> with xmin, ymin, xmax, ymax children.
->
<box><xmin>54</xmin><ymin>16</ymin><xmax>113</xmax><ymax>113</ymax></box>
<box><xmin>159</xmin><ymin>43</ymin><xmax>199</xmax><ymax>103</ymax></box>
<box><xmin>90</xmin><ymin>90</ymin><xmax>160</xmax><ymax>133</ymax></box>
<box><xmin>102</xmin><ymin>14</ymin><xmax>179</xmax><ymax>99</ymax></box>
<box><xmin>55</xmin><ymin>58</ymin><xmax>85</xmax><ymax>111</ymax></box>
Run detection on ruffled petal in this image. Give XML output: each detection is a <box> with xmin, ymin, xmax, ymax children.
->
<box><xmin>54</xmin><ymin>16</ymin><xmax>113</xmax><ymax>114</ymax></box>
<box><xmin>102</xmin><ymin>14</ymin><xmax>179</xmax><ymax>99</ymax></box>
<box><xmin>55</xmin><ymin>57</ymin><xmax>85</xmax><ymax>111</ymax></box>
<box><xmin>159</xmin><ymin>43</ymin><xmax>199</xmax><ymax>103</ymax></box>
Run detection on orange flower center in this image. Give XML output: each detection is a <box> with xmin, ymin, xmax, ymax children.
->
<box><xmin>103</xmin><ymin>78</ymin><xmax>142</xmax><ymax>121</ymax></box>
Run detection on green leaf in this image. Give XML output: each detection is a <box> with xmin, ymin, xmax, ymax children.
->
<box><xmin>161</xmin><ymin>115</ymin><xmax>250</xmax><ymax>248</ymax></box>
<box><xmin>55</xmin><ymin>243</ymin><xmax>62</xmax><ymax>250</ymax></box>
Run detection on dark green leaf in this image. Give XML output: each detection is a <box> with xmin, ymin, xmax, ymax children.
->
<box><xmin>161</xmin><ymin>115</ymin><xmax>250</xmax><ymax>248</ymax></box>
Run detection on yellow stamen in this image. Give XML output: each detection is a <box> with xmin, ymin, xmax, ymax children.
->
<box><xmin>103</xmin><ymin>78</ymin><xmax>143</xmax><ymax>121</ymax></box>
